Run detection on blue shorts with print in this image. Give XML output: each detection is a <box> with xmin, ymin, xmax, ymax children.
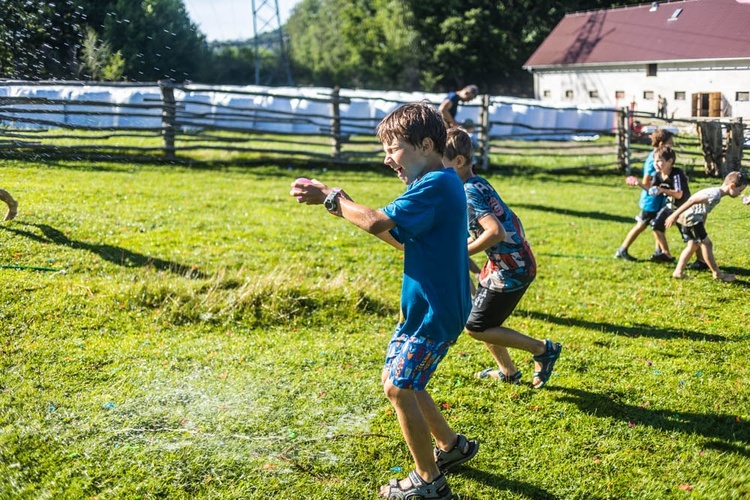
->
<box><xmin>383</xmin><ymin>330</ymin><xmax>453</xmax><ymax>391</ymax></box>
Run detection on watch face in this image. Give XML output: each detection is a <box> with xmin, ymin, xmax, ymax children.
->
<box><xmin>325</xmin><ymin>190</ymin><xmax>339</xmax><ymax>211</ymax></box>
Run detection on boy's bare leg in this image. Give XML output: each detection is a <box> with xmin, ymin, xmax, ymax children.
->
<box><xmin>415</xmin><ymin>390</ymin><xmax>457</xmax><ymax>453</ymax></box>
<box><xmin>0</xmin><ymin>189</ymin><xmax>17</xmax><ymax>221</ymax></box>
<box><xmin>699</xmin><ymin>238</ymin><xmax>734</xmax><ymax>280</ymax></box>
<box><xmin>674</xmin><ymin>242</ymin><xmax>698</xmax><ymax>278</ymax></box>
<box><xmin>484</xmin><ymin>343</ymin><xmax>516</xmax><ymax>375</ymax></box>
<box><xmin>620</xmin><ymin>222</ymin><xmax>647</xmax><ymax>250</ymax></box>
<box><xmin>382</xmin><ymin>382</ymin><xmax>441</xmax><ymax>491</ymax></box>
<box><xmin>653</xmin><ymin>231</ymin><xmax>672</xmax><ymax>257</ymax></box>
<box><xmin>468</xmin><ymin>327</ymin><xmax>546</xmax><ymax>378</ymax></box>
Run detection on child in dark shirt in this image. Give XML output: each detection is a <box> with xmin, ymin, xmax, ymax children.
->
<box><xmin>648</xmin><ymin>146</ymin><xmax>689</xmax><ymax>262</ymax></box>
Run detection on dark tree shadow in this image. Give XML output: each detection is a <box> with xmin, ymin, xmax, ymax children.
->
<box><xmin>516</xmin><ymin>309</ymin><xmax>727</xmax><ymax>342</ymax></box>
<box><xmin>456</xmin><ymin>467</ymin><xmax>558</xmax><ymax>499</ymax></box>
<box><xmin>550</xmin><ymin>387</ymin><xmax>750</xmax><ymax>457</ymax></box>
<box><xmin>1</xmin><ymin>223</ymin><xmax>207</xmax><ymax>279</ymax></box>
<box><xmin>512</xmin><ymin>203</ymin><xmax>634</xmax><ymax>224</ymax></box>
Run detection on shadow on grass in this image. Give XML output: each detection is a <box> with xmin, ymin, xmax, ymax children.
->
<box><xmin>720</xmin><ymin>265</ymin><xmax>750</xmax><ymax>278</ymax></box>
<box><xmin>550</xmin><ymin>387</ymin><xmax>750</xmax><ymax>457</ymax></box>
<box><xmin>1</xmin><ymin>223</ymin><xmax>207</xmax><ymax>279</ymax></box>
<box><xmin>517</xmin><ymin>309</ymin><xmax>727</xmax><ymax>342</ymax></box>
<box><xmin>458</xmin><ymin>467</ymin><xmax>558</xmax><ymax>499</ymax></box>
<box><xmin>512</xmin><ymin>203</ymin><xmax>634</xmax><ymax>224</ymax></box>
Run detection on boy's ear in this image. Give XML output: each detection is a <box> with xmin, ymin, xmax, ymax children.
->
<box><xmin>420</xmin><ymin>137</ymin><xmax>434</xmax><ymax>154</ymax></box>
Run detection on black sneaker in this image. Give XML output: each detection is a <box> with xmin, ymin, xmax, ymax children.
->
<box><xmin>614</xmin><ymin>248</ymin><xmax>637</xmax><ymax>261</ymax></box>
<box><xmin>651</xmin><ymin>253</ymin><xmax>676</xmax><ymax>263</ymax></box>
<box><xmin>688</xmin><ymin>260</ymin><xmax>709</xmax><ymax>271</ymax></box>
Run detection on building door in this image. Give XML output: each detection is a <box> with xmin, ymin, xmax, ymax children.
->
<box><xmin>691</xmin><ymin>92</ymin><xmax>722</xmax><ymax>117</ymax></box>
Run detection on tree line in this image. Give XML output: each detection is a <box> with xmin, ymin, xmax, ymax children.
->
<box><xmin>0</xmin><ymin>0</ymin><xmax>642</xmax><ymax>94</ymax></box>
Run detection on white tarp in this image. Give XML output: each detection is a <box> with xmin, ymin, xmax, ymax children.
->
<box><xmin>0</xmin><ymin>84</ymin><xmax>616</xmax><ymax>140</ymax></box>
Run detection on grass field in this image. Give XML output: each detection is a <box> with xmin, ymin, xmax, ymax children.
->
<box><xmin>1</xmin><ymin>158</ymin><xmax>749</xmax><ymax>499</ymax></box>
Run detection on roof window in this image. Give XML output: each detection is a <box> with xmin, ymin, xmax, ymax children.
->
<box><xmin>668</xmin><ymin>8</ymin><xmax>683</xmax><ymax>21</ymax></box>
<box><xmin>649</xmin><ymin>2</ymin><xmax>658</xmax><ymax>12</ymax></box>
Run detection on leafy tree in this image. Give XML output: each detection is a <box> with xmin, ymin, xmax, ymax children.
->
<box><xmin>75</xmin><ymin>0</ymin><xmax>210</xmax><ymax>82</ymax></box>
<box><xmin>80</xmin><ymin>27</ymin><xmax>124</xmax><ymax>81</ymax></box>
<box><xmin>0</xmin><ymin>0</ymin><xmax>85</xmax><ymax>79</ymax></box>
<box><xmin>287</xmin><ymin>0</ymin><xmax>418</xmax><ymax>89</ymax></box>
<box><xmin>405</xmin><ymin>0</ymin><xmax>645</xmax><ymax>94</ymax></box>
<box><xmin>288</xmin><ymin>0</ymin><xmax>645</xmax><ymax>93</ymax></box>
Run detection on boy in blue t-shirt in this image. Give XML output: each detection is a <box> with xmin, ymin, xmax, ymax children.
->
<box><xmin>615</xmin><ymin>129</ymin><xmax>674</xmax><ymax>261</ymax></box>
<box><xmin>291</xmin><ymin>103</ymin><xmax>476</xmax><ymax>500</ymax></box>
<box><xmin>443</xmin><ymin>128</ymin><xmax>562</xmax><ymax>389</ymax></box>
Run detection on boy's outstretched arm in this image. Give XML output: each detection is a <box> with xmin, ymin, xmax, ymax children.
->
<box><xmin>626</xmin><ymin>175</ymin><xmax>650</xmax><ymax>190</ymax></box>
<box><xmin>665</xmin><ymin>192</ymin><xmax>708</xmax><ymax>228</ymax></box>
<box><xmin>290</xmin><ymin>179</ymin><xmax>401</xmax><ymax>249</ymax></box>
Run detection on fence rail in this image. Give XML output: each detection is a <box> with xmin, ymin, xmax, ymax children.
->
<box><xmin>0</xmin><ymin>80</ymin><xmax>744</xmax><ymax>175</ymax></box>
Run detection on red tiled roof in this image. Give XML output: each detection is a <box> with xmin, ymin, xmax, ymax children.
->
<box><xmin>524</xmin><ymin>0</ymin><xmax>750</xmax><ymax>68</ymax></box>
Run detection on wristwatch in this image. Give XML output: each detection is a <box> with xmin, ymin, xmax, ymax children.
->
<box><xmin>324</xmin><ymin>188</ymin><xmax>342</xmax><ymax>213</ymax></box>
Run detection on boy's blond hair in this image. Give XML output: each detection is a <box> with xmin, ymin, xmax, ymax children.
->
<box><xmin>723</xmin><ymin>171</ymin><xmax>749</xmax><ymax>188</ymax></box>
<box><xmin>376</xmin><ymin>102</ymin><xmax>446</xmax><ymax>156</ymax></box>
<box><xmin>444</xmin><ymin>127</ymin><xmax>473</xmax><ymax>162</ymax></box>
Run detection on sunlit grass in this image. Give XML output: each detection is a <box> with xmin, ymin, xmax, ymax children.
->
<box><xmin>1</xmin><ymin>159</ymin><xmax>748</xmax><ymax>498</ymax></box>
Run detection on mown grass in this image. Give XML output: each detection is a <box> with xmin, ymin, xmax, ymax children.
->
<box><xmin>1</xmin><ymin>158</ymin><xmax>749</xmax><ymax>499</ymax></box>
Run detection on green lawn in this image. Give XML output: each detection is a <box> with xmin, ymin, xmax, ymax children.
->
<box><xmin>1</xmin><ymin>159</ymin><xmax>748</xmax><ymax>499</ymax></box>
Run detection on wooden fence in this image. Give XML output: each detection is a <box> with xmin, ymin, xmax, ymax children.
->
<box><xmin>620</xmin><ymin>108</ymin><xmax>745</xmax><ymax>178</ymax></box>
<box><xmin>0</xmin><ymin>80</ymin><xmax>744</xmax><ymax>175</ymax></box>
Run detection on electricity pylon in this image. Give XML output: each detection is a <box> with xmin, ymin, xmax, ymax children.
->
<box><xmin>251</xmin><ymin>0</ymin><xmax>294</xmax><ymax>86</ymax></box>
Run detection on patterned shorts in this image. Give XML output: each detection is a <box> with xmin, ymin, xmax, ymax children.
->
<box><xmin>383</xmin><ymin>331</ymin><xmax>453</xmax><ymax>391</ymax></box>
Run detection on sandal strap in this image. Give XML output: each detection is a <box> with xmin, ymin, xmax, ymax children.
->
<box><xmin>408</xmin><ymin>470</ymin><xmax>427</xmax><ymax>487</ymax></box>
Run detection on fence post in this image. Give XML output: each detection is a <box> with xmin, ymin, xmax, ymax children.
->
<box><xmin>723</xmin><ymin>119</ymin><xmax>744</xmax><ymax>176</ymax></box>
<box><xmin>479</xmin><ymin>94</ymin><xmax>490</xmax><ymax>171</ymax></box>
<box><xmin>616</xmin><ymin>109</ymin><xmax>625</xmax><ymax>172</ymax></box>
<box><xmin>697</xmin><ymin>121</ymin><xmax>723</xmax><ymax>176</ymax></box>
<box><xmin>622</xmin><ymin>107</ymin><xmax>631</xmax><ymax>174</ymax></box>
<box><xmin>330</xmin><ymin>86</ymin><xmax>341</xmax><ymax>159</ymax></box>
<box><xmin>159</xmin><ymin>79</ymin><xmax>176</xmax><ymax>160</ymax></box>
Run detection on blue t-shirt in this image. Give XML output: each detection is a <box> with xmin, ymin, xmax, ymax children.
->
<box><xmin>639</xmin><ymin>151</ymin><xmax>666</xmax><ymax>212</ymax></box>
<box><xmin>465</xmin><ymin>176</ymin><xmax>536</xmax><ymax>292</ymax></box>
<box><xmin>444</xmin><ymin>92</ymin><xmax>460</xmax><ymax>119</ymax></box>
<box><xmin>381</xmin><ymin>168</ymin><xmax>472</xmax><ymax>343</ymax></box>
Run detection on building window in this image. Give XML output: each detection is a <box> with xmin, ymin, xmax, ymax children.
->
<box><xmin>543</xmin><ymin>90</ymin><xmax>551</xmax><ymax>98</ymax></box>
<box><xmin>565</xmin><ymin>90</ymin><xmax>573</xmax><ymax>99</ymax></box>
<box><xmin>589</xmin><ymin>90</ymin><xmax>599</xmax><ymax>98</ymax></box>
<box><xmin>615</xmin><ymin>90</ymin><xmax>625</xmax><ymax>99</ymax></box>
<box><xmin>737</xmin><ymin>91</ymin><xmax>750</xmax><ymax>102</ymax></box>
<box><xmin>644</xmin><ymin>91</ymin><xmax>654</xmax><ymax>100</ymax></box>
<box><xmin>647</xmin><ymin>64</ymin><xmax>657</xmax><ymax>76</ymax></box>
<box><xmin>674</xmin><ymin>91</ymin><xmax>686</xmax><ymax>101</ymax></box>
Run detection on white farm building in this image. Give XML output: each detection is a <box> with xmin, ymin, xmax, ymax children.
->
<box><xmin>523</xmin><ymin>0</ymin><xmax>750</xmax><ymax>121</ymax></box>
